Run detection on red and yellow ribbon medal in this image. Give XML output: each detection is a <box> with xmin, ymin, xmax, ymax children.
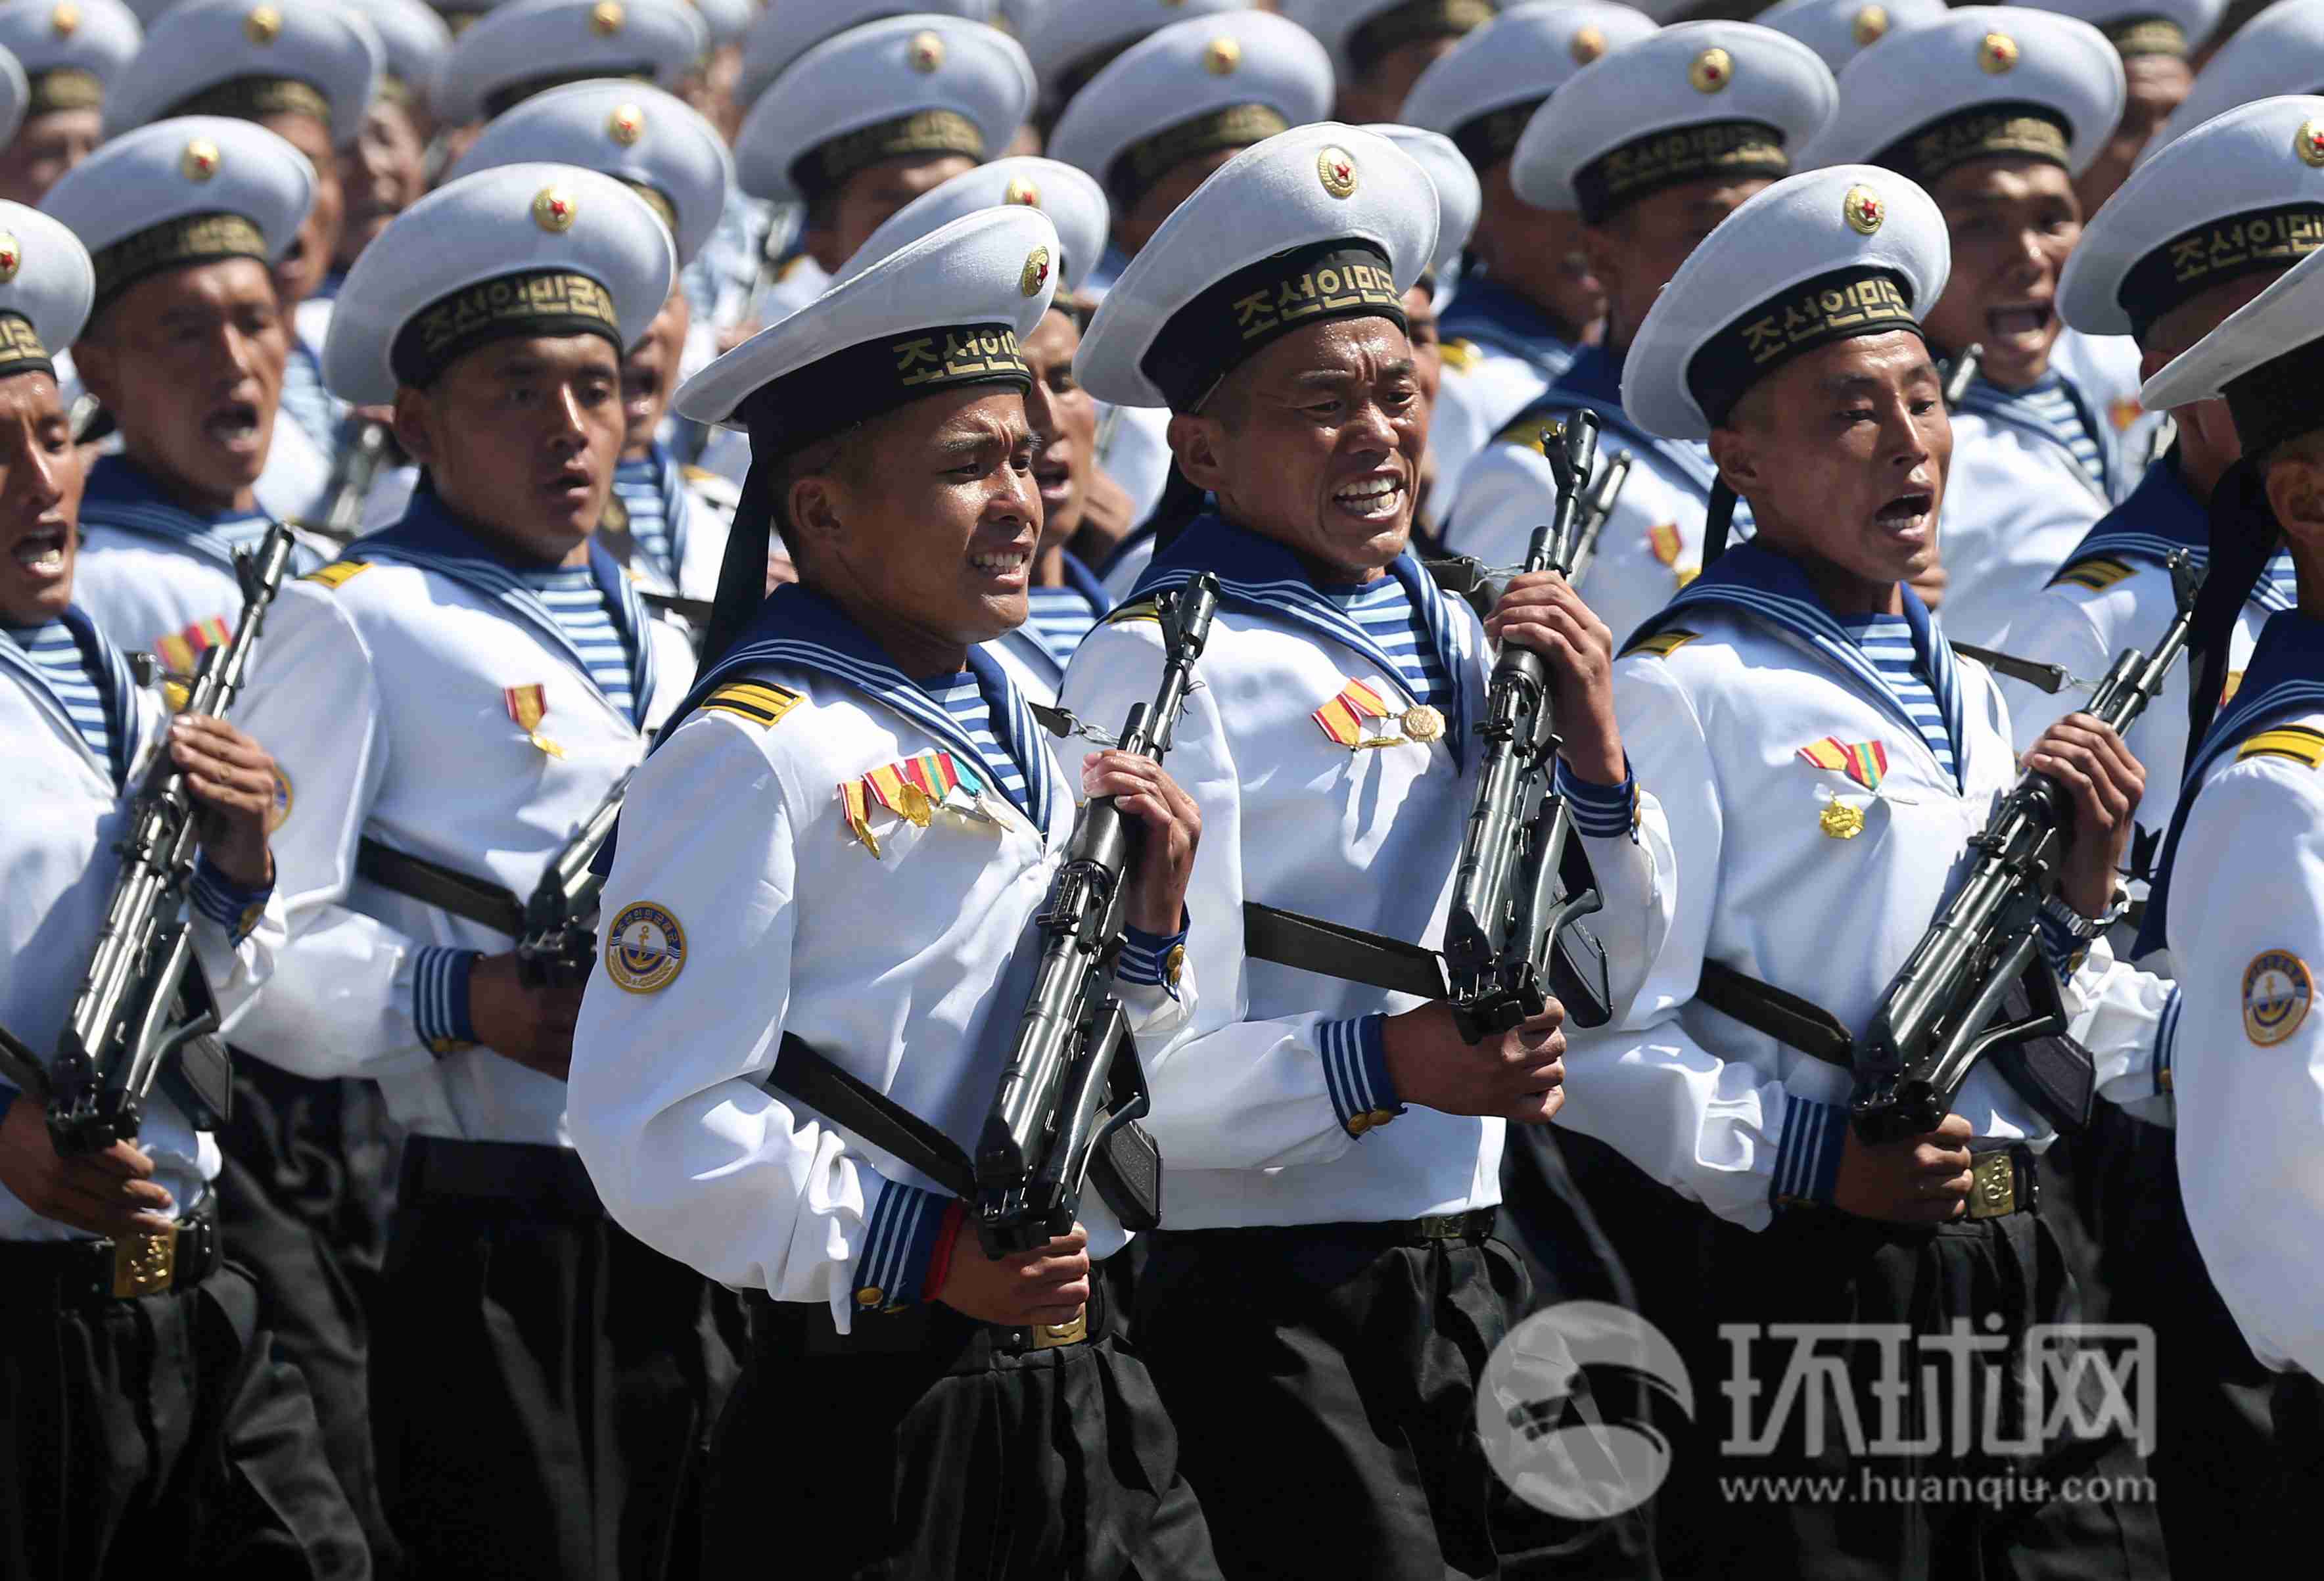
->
<box><xmin>504</xmin><ymin>685</ymin><xmax>564</xmax><ymax>758</ymax></box>
<box><xmin>839</xmin><ymin>751</ymin><xmax>993</xmax><ymax>856</ymax></box>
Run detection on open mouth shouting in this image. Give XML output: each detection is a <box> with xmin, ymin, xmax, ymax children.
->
<box><xmin>203</xmin><ymin>399</ymin><xmax>266</xmax><ymax>458</ymax></box>
<box><xmin>1331</xmin><ymin>470</ymin><xmax>1407</xmax><ymax>524</ymax></box>
<box><xmin>1984</xmin><ymin>298</ymin><xmax>2055</xmax><ymax>358</ymax></box>
<box><xmin>1874</xmin><ymin>488</ymin><xmax>1936</xmax><ymax>546</ymax></box>
<box><xmin>1033</xmin><ymin>444</ymin><xmax>1074</xmax><ymax>518</ymax></box>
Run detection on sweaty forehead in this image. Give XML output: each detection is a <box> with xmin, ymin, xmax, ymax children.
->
<box><xmin>1243</xmin><ymin>314</ymin><xmax>1414</xmax><ymax>388</ymax></box>
<box><xmin>1934</xmin><ymin>156</ymin><xmax>2075</xmax><ymax>210</ymax></box>
<box><xmin>0</xmin><ymin>369</ymin><xmax>66</xmax><ymax>423</ymax></box>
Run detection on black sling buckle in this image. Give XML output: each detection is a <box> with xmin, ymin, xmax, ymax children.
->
<box><xmin>765</xmin><ymin>1032</ymin><xmax>977</xmax><ymax>1202</ymax></box>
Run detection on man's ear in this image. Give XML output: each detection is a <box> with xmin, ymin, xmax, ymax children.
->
<box><xmin>1168</xmin><ymin>412</ymin><xmax>1227</xmax><ymax>496</ymax></box>
<box><xmin>1707</xmin><ymin>423</ymin><xmax>1760</xmax><ymax>498</ymax></box>
<box><xmin>787</xmin><ymin>469</ymin><xmax>847</xmax><ymax>559</ymax></box>
<box><xmin>390</xmin><ymin>386</ymin><xmax>434</xmax><ymax>467</ymax></box>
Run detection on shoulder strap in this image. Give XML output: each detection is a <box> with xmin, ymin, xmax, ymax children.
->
<box><xmin>354</xmin><ymin>837</ymin><xmax>525</xmax><ymax>937</ymax></box>
<box><xmin>766</xmin><ymin>1032</ymin><xmax>976</xmax><ymax>1201</ymax></box>
<box><xmin>1695</xmin><ymin>959</ymin><xmax>1854</xmax><ymax>1068</ymax></box>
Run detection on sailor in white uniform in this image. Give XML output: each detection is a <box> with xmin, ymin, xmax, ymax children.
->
<box><xmin>833</xmin><ymin>154</ymin><xmax>1116</xmax><ymax>702</ymax></box>
<box><xmin>2143</xmin><ymin>0</ymin><xmax>2324</xmax><ymax>159</ymax></box>
<box><xmin>1443</xmin><ymin>21</ymin><xmax>1836</xmax><ymax>647</ymax></box>
<box><xmin>0</xmin><ymin>0</ymin><xmax>138</xmax><ymax>208</ymax></box>
<box><xmin>430</xmin><ymin>0</ymin><xmax>705</xmax><ymax>129</ymax></box>
<box><xmin>569</xmin><ymin>204</ymin><xmax>1220</xmax><ymax>1578</ymax></box>
<box><xmin>1400</xmin><ymin>3</ymin><xmax>1660</xmax><ymax>515</ymax></box>
<box><xmin>1281</xmin><ymin>0</ymin><xmax>1494</xmax><ymax>124</ymax></box>
<box><xmin>1755</xmin><ymin>0</ymin><xmax>1946</xmax><ymax>74</ymax></box>
<box><xmin>1048</xmin><ymin>9</ymin><xmax>1334</xmax><ymax>539</ymax></box>
<box><xmin>1013</xmin><ymin>0</ymin><xmax>1244</xmax><ymax>142</ymax></box>
<box><xmin>42</xmin><ymin>116</ymin><xmax>333</xmax><ymax>665</ymax></box>
<box><xmin>448</xmin><ymin>79</ymin><xmax>741</xmax><ymax>609</ymax></box>
<box><xmin>1574</xmin><ymin>162</ymin><xmax>2169</xmax><ymax>1576</ymax></box>
<box><xmin>0</xmin><ymin>199</ymin><xmax>365</xmax><ymax>1578</ymax></box>
<box><xmin>1801</xmin><ymin>6</ymin><xmax>2135</xmax><ymax>648</ymax></box>
<box><xmin>1065</xmin><ymin>124</ymin><xmax>1679</xmax><ymax>1578</ymax></box>
<box><xmin>2031</xmin><ymin>0</ymin><xmax>2226</xmax><ymax>215</ymax></box>
<box><xmin>214</xmin><ymin>163</ymin><xmax>718</xmax><ymax>1581</ymax></box>
<box><xmin>104</xmin><ymin>0</ymin><xmax>386</xmax><ymax>524</ymax></box>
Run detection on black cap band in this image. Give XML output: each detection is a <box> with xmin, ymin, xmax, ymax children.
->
<box><xmin>735</xmin><ymin>321</ymin><xmax>1030</xmax><ymax>451</ymax></box>
<box><xmin>800</xmin><ymin>110</ymin><xmax>985</xmax><ymax>202</ymax></box>
<box><xmin>28</xmin><ymin>68</ymin><xmax>103</xmax><ymax>117</ymax></box>
<box><xmin>2223</xmin><ymin>340</ymin><xmax>2324</xmax><ymax>461</ymax></box>
<box><xmin>482</xmin><ymin>65</ymin><xmax>654</xmax><ymax>120</ymax></box>
<box><xmin>168</xmin><ymin>74</ymin><xmax>332</xmax><ymax>132</ymax></box>
<box><xmin>390</xmin><ymin>269</ymin><xmax>623</xmax><ymax>389</ymax></box>
<box><xmin>2118</xmin><ymin>203</ymin><xmax>2324</xmax><ymax>341</ymax></box>
<box><xmin>1688</xmin><ymin>265</ymin><xmax>1922</xmax><ymax>428</ymax></box>
<box><xmin>1451</xmin><ymin>97</ymin><xmax>1541</xmax><ymax>172</ymax></box>
<box><xmin>1113</xmin><ymin>103</ymin><xmax>1288</xmax><ymax>207</ymax></box>
<box><xmin>2104</xmin><ymin>16</ymin><xmax>2189</xmax><ymax>58</ymax></box>
<box><xmin>0</xmin><ymin>311</ymin><xmax>53</xmax><ymax>382</ymax></box>
<box><xmin>90</xmin><ymin>212</ymin><xmax>268</xmax><ymax>317</ymax></box>
<box><xmin>1573</xmin><ymin>120</ymin><xmax>1789</xmax><ymax>225</ymax></box>
<box><xmin>1142</xmin><ymin>239</ymin><xmax>1407</xmax><ymax>411</ymax></box>
<box><xmin>1872</xmin><ymin>103</ymin><xmax>2070</xmax><ymax>187</ymax></box>
<box><xmin>1348</xmin><ymin>0</ymin><xmax>1495</xmax><ymax>78</ymax></box>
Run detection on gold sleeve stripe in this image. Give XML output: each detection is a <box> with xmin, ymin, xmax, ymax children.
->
<box><xmin>703</xmin><ymin>681</ymin><xmax>803</xmax><ymax>728</ymax></box>
<box><xmin>1106</xmin><ymin>599</ymin><xmax>1162</xmax><ymax>625</ymax></box>
<box><xmin>1624</xmin><ymin>628</ymin><xmax>1701</xmax><ymax>658</ymax></box>
<box><xmin>2238</xmin><ymin>725</ymin><xmax>2324</xmax><ymax>769</ymax></box>
<box><xmin>1438</xmin><ymin>337</ymin><xmax>1479</xmax><ymax>371</ymax></box>
<box><xmin>2051</xmin><ymin>557</ymin><xmax>2133</xmax><ymax>592</ymax></box>
<box><xmin>1491</xmin><ymin>419</ymin><xmax>1555</xmax><ymax>454</ymax></box>
<box><xmin>304</xmin><ymin>561</ymin><xmax>373</xmax><ymax>589</ymax></box>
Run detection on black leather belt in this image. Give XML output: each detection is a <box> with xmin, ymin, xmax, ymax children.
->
<box><xmin>747</xmin><ymin>1263</ymin><xmax>1106</xmax><ymax>1364</ymax></box>
<box><xmin>0</xmin><ymin>1213</ymin><xmax>221</xmax><ymax>1306</ymax></box>
<box><xmin>397</xmin><ymin>1135</ymin><xmax>604</xmax><ymax>1222</ymax></box>
<box><xmin>1160</xmin><ymin>1207</ymin><xmax>1500</xmax><ymax>1249</ymax></box>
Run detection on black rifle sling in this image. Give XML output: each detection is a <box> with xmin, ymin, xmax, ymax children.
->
<box><xmin>1694</xmin><ymin>959</ymin><xmax>1855</xmax><ymax>1069</ymax></box>
<box><xmin>1242</xmin><ymin>902</ymin><xmax>1451</xmax><ymax>1001</ymax></box>
<box><xmin>356</xmin><ymin>838</ymin><xmax>525</xmax><ymax>937</ymax></box>
<box><xmin>766</xmin><ymin>1032</ymin><xmax>977</xmax><ymax>1202</ymax></box>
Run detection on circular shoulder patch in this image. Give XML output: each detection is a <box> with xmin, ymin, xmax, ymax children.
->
<box><xmin>267</xmin><ymin>765</ymin><xmax>293</xmax><ymax>833</ymax></box>
<box><xmin>2243</xmin><ymin>950</ymin><xmax>2312</xmax><ymax>1045</ymax></box>
<box><xmin>605</xmin><ymin>901</ymin><xmax>686</xmax><ymax>994</ymax></box>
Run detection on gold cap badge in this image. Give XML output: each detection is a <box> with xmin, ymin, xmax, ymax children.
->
<box><xmin>1020</xmin><ymin>246</ymin><xmax>1050</xmax><ymax>297</ymax></box>
<box><xmin>50</xmin><ymin>3</ymin><xmax>79</xmax><ymax>38</ymax></box>
<box><xmin>590</xmin><ymin>1</ymin><xmax>624</xmax><ymax>35</ymax></box>
<box><xmin>532</xmin><ymin>184</ymin><xmax>578</xmax><ymax>232</ymax></box>
<box><xmin>244</xmin><ymin>3</ymin><xmax>280</xmax><ymax>44</ymax></box>
<box><xmin>1003</xmin><ymin>175</ymin><xmax>1041</xmax><ymax>207</ymax></box>
<box><xmin>181</xmin><ymin>137</ymin><xmax>221</xmax><ymax>181</ymax></box>
<box><xmin>1978</xmin><ymin>31</ymin><xmax>2018</xmax><ymax>74</ymax></box>
<box><xmin>1570</xmin><ymin>25</ymin><xmax>1606</xmax><ymax>64</ymax></box>
<box><xmin>1205</xmin><ymin>35</ymin><xmax>1241</xmax><ymax>74</ymax></box>
<box><xmin>1843</xmin><ymin>184</ymin><xmax>1884</xmax><ymax>235</ymax></box>
<box><xmin>1318</xmin><ymin>145</ymin><xmax>1357</xmax><ymax>198</ymax></box>
<box><xmin>1689</xmin><ymin>47</ymin><xmax>1733</xmax><ymax>94</ymax></box>
<box><xmin>0</xmin><ymin>234</ymin><xmax>20</xmax><ymax>285</ymax></box>
<box><xmin>607</xmin><ymin>103</ymin><xmax>645</xmax><ymax>145</ymax></box>
<box><xmin>1851</xmin><ymin>5</ymin><xmax>1888</xmax><ymax>46</ymax></box>
<box><xmin>2298</xmin><ymin>119</ymin><xmax>2324</xmax><ymax>168</ymax></box>
<box><xmin>908</xmin><ymin>30</ymin><xmax>944</xmax><ymax>72</ymax></box>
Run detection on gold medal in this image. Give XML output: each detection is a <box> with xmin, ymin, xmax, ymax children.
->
<box><xmin>1401</xmin><ymin>704</ymin><xmax>1446</xmax><ymax>744</ymax></box>
<box><xmin>1820</xmin><ymin>801</ymin><xmax>1865</xmax><ymax>840</ymax></box>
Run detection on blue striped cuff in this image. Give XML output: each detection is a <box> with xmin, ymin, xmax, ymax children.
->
<box><xmin>1555</xmin><ymin>759</ymin><xmax>1638</xmax><ymax>840</ymax></box>
<box><xmin>1771</xmin><ymin>1095</ymin><xmax>1849</xmax><ymax>1210</ymax></box>
<box><xmin>412</xmin><ymin>946</ymin><xmax>480</xmax><ymax>1055</ymax></box>
<box><xmin>853</xmin><ymin>1176</ymin><xmax>952</xmax><ymax>1312</ymax></box>
<box><xmin>188</xmin><ymin>855</ymin><xmax>273</xmax><ymax>945</ymax></box>
<box><xmin>2034</xmin><ymin>898</ymin><xmax>2089</xmax><ymax>982</ymax></box>
<box><xmin>1116</xmin><ymin>911</ymin><xmax>1190</xmax><ymax>999</ymax></box>
<box><xmin>1320</xmin><ymin>1014</ymin><xmax>1403</xmax><ymax>1138</ymax></box>
<box><xmin>2155</xmin><ymin>986</ymin><xmax>2181</xmax><ymax>1097</ymax></box>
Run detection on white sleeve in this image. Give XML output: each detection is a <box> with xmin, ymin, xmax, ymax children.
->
<box><xmin>1559</xmin><ymin>771</ymin><xmax>1677</xmax><ymax>1028</ymax></box>
<box><xmin>212</xmin><ymin>591</ymin><xmax>439</xmax><ymax>1082</ymax></box>
<box><xmin>1989</xmin><ymin>589</ymin><xmax>2112</xmax><ymax>757</ymax></box>
<box><xmin>569</xmin><ymin>715</ymin><xmax>937</xmax><ymax>1331</ymax></box>
<box><xmin>1548</xmin><ymin>656</ymin><xmax>1801</xmax><ymax>1231</ymax></box>
<box><xmin>2172</xmin><ymin>762</ymin><xmax>2324</xmax><ymax>1377</ymax></box>
<box><xmin>2065</xmin><ymin>934</ymin><xmax>2176</xmax><ymax>1127</ymax></box>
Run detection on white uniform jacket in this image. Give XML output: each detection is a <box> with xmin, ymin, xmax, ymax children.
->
<box><xmin>0</xmin><ymin>605</ymin><xmax>283</xmax><ymax>1241</ymax></box>
<box><xmin>1567</xmin><ymin>541</ymin><xmax>2170</xmax><ymax>1231</ymax></box>
<box><xmin>1444</xmin><ymin>344</ymin><xmax>1749</xmax><ymax>651</ymax></box>
<box><xmin>1431</xmin><ymin>275</ymin><xmax>1583</xmax><ymax>520</ymax></box>
<box><xmin>2151</xmin><ymin>611</ymin><xmax>2324</xmax><ymax>1377</ymax></box>
<box><xmin>1992</xmin><ymin>451</ymin><xmax>2289</xmax><ymax>925</ymax></box>
<box><xmin>1932</xmin><ymin>370</ymin><xmax>2130</xmax><ymax>649</ymax></box>
<box><xmin>217</xmin><ymin>486</ymin><xmax>695</xmax><ymax>1147</ymax></box>
<box><xmin>71</xmin><ymin>454</ymin><xmax>331</xmax><ymax>673</ymax></box>
<box><xmin>567</xmin><ymin>584</ymin><xmax>1194</xmax><ymax>1329</ymax></box>
<box><xmin>254</xmin><ymin>394</ymin><xmax>336</xmax><ymax>528</ymax></box>
<box><xmin>2052</xmin><ymin>325</ymin><xmax>2169</xmax><ymax>476</ymax></box>
<box><xmin>1059</xmin><ymin>513</ymin><xmax>1677</xmax><ymax>1231</ymax></box>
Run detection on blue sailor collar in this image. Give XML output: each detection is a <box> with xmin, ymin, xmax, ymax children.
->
<box><xmin>2138</xmin><ymin>609</ymin><xmax>2324</xmax><ymax>956</ymax></box>
<box><xmin>1437</xmin><ymin>275</ymin><xmax>1581</xmax><ymax>382</ymax></box>
<box><xmin>1520</xmin><ymin>344</ymin><xmax>1734</xmax><ymax>507</ymax></box>
<box><xmin>0</xmin><ymin>603</ymin><xmax>144</xmax><ymax>789</ymax></box>
<box><xmin>77</xmin><ymin>454</ymin><xmax>283</xmax><ymax>574</ymax></box>
<box><xmin>1952</xmin><ymin>370</ymin><xmax>2120</xmax><ymax>503</ymax></box>
<box><xmin>664</xmin><ymin>580</ymin><xmax>1063</xmax><ymax>832</ymax></box>
<box><xmin>1627</xmin><ymin>539</ymin><xmax>1970</xmax><ymax>792</ymax></box>
<box><xmin>1127</xmin><ymin>511</ymin><xmax>1470</xmax><ymax>771</ymax></box>
<box><xmin>613</xmin><ymin>441</ymin><xmax>693</xmax><ymax>589</ymax></box>
<box><xmin>1002</xmin><ymin>551</ymin><xmax>1113</xmax><ymax>687</ymax></box>
<box><xmin>2051</xmin><ymin>448</ymin><xmax>2299</xmax><ymax>613</ymax></box>
<box><xmin>344</xmin><ymin>477</ymin><xmax>658</xmax><ymax>727</ymax></box>
<box><xmin>1056</xmin><ymin>548</ymin><xmax>1108</xmax><ymax>613</ymax></box>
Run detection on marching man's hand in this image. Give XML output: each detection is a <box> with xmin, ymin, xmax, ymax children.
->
<box><xmin>1484</xmin><ymin>573</ymin><xmax>1626</xmax><ymax>786</ymax></box>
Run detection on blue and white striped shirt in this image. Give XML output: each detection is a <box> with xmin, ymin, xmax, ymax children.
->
<box><xmin>1325</xmin><ymin>575</ymin><xmax>1451</xmax><ymax>710</ymax></box>
<box><xmin>612</xmin><ymin>453</ymin><xmax>678</xmax><ymax>587</ymax></box>
<box><xmin>1840</xmin><ymin>613</ymin><xmax>1957</xmax><ymax>780</ymax></box>
<box><xmin>2264</xmin><ymin>551</ymin><xmax>2300</xmax><ymax>610</ymax></box>
<box><xmin>920</xmin><ymin>672</ymin><xmax>1031</xmax><ymax>814</ymax></box>
<box><xmin>517</xmin><ymin>566</ymin><xmax>637</xmax><ymax>721</ymax></box>
<box><xmin>1024</xmin><ymin>584</ymin><xmax>1102</xmax><ymax>672</ymax></box>
<box><xmin>6</xmin><ymin>620</ymin><xmax>110</xmax><ymax>764</ymax></box>
<box><xmin>2018</xmin><ymin>376</ymin><xmax>2107</xmax><ymax>492</ymax></box>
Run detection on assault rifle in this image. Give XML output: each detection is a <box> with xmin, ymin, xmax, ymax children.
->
<box><xmin>1564</xmin><ymin>447</ymin><xmax>1634</xmax><ymax>586</ymax></box>
<box><xmin>1443</xmin><ymin>413</ymin><xmax>1612</xmax><ymax>1040</ymax></box>
<box><xmin>43</xmin><ymin>521</ymin><xmax>298</xmax><ymax>1154</ymax></box>
<box><xmin>314</xmin><ymin>419</ymin><xmax>392</xmax><ymax>543</ymax></box>
<box><xmin>1849</xmin><ymin>551</ymin><xmax>2202</xmax><ymax>1143</ymax></box>
<box><xmin>973</xmin><ymin>572</ymin><xmax>1220</xmax><ymax>1256</ymax></box>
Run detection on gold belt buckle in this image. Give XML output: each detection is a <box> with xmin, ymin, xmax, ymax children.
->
<box><xmin>111</xmin><ymin>1226</ymin><xmax>176</xmax><ymax>1298</ymax></box>
<box><xmin>1965</xmin><ymin>1151</ymin><xmax>2017</xmax><ymax>1221</ymax></box>
<box><xmin>1031</xmin><ymin>1307</ymin><xmax>1088</xmax><ymax>1350</ymax></box>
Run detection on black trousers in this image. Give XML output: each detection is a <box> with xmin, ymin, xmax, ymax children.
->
<box><xmin>1135</xmin><ymin>1222</ymin><xmax>1658</xmax><ymax>1580</ymax></box>
<box><xmin>369</xmin><ymin>1138</ymin><xmax>741</xmax><ymax>1581</ymax></box>
<box><xmin>704</xmin><ymin>1273</ymin><xmax>1220</xmax><ymax>1580</ymax></box>
<box><xmin>1658</xmin><ymin>1204</ymin><xmax>2170</xmax><ymax>1581</ymax></box>
<box><xmin>215</xmin><ymin>1061</ymin><xmax>402</xmax><ymax>1570</ymax></box>
<box><xmin>0</xmin><ymin>1252</ymin><xmax>370</xmax><ymax>1580</ymax></box>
